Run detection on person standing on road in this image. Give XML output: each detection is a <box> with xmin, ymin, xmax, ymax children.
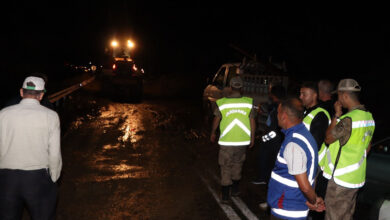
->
<box><xmin>322</xmin><ymin>79</ymin><xmax>375</xmax><ymax>220</ymax></box>
<box><xmin>210</xmin><ymin>76</ymin><xmax>256</xmax><ymax>203</ymax></box>
<box><xmin>267</xmin><ymin>98</ymin><xmax>325</xmax><ymax>220</ymax></box>
<box><xmin>318</xmin><ymin>80</ymin><xmax>335</xmax><ymax>118</ymax></box>
<box><xmin>0</xmin><ymin>76</ymin><xmax>62</xmax><ymax>220</ymax></box>
<box><xmin>299</xmin><ymin>81</ymin><xmax>331</xmax><ymax>220</ymax></box>
<box><xmin>252</xmin><ymin>84</ymin><xmax>286</xmax><ymax>185</ymax></box>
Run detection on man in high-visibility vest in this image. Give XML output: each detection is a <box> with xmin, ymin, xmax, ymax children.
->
<box><xmin>267</xmin><ymin>98</ymin><xmax>325</xmax><ymax>220</ymax></box>
<box><xmin>300</xmin><ymin>81</ymin><xmax>331</xmax><ymax>149</ymax></box>
<box><xmin>299</xmin><ymin>81</ymin><xmax>331</xmax><ymax>220</ymax></box>
<box><xmin>210</xmin><ymin>76</ymin><xmax>256</xmax><ymax>203</ymax></box>
<box><xmin>323</xmin><ymin>79</ymin><xmax>375</xmax><ymax>220</ymax></box>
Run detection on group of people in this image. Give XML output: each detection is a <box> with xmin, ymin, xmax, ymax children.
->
<box><xmin>0</xmin><ymin>75</ymin><xmax>62</xmax><ymax>219</ymax></box>
<box><xmin>0</xmin><ymin>73</ymin><xmax>376</xmax><ymax>220</ymax></box>
<box><xmin>210</xmin><ymin>76</ymin><xmax>375</xmax><ymax>220</ymax></box>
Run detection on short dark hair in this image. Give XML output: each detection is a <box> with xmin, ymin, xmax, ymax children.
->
<box><xmin>318</xmin><ymin>79</ymin><xmax>334</xmax><ymax>94</ymax></box>
<box><xmin>301</xmin><ymin>81</ymin><xmax>318</xmax><ymax>95</ymax></box>
<box><xmin>270</xmin><ymin>84</ymin><xmax>286</xmax><ymax>100</ymax></box>
<box><xmin>342</xmin><ymin>91</ymin><xmax>360</xmax><ymax>101</ymax></box>
<box><xmin>280</xmin><ymin>97</ymin><xmax>304</xmax><ymax>120</ymax></box>
<box><xmin>23</xmin><ymin>88</ymin><xmax>43</xmax><ymax>96</ymax></box>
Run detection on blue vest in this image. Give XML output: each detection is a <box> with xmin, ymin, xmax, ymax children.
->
<box><xmin>267</xmin><ymin>123</ymin><xmax>318</xmax><ymax>220</ymax></box>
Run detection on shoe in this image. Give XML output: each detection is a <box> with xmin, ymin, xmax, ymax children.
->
<box><xmin>259</xmin><ymin>202</ymin><xmax>269</xmax><ymax>210</ymax></box>
<box><xmin>221</xmin><ymin>186</ymin><xmax>230</xmax><ymax>204</ymax></box>
<box><xmin>251</xmin><ymin>180</ymin><xmax>267</xmax><ymax>185</ymax></box>
<box><xmin>231</xmin><ymin>180</ymin><xmax>240</xmax><ymax>197</ymax></box>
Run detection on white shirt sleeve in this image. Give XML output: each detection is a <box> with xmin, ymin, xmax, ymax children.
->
<box><xmin>48</xmin><ymin>112</ymin><xmax>62</xmax><ymax>182</ymax></box>
<box><xmin>283</xmin><ymin>142</ymin><xmax>307</xmax><ymax>175</ymax></box>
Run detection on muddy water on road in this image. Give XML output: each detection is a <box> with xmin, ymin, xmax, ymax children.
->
<box><xmin>56</xmin><ymin>97</ymin><xmax>225</xmax><ymax>220</ymax></box>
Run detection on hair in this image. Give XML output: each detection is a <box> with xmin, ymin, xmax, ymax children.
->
<box><xmin>301</xmin><ymin>81</ymin><xmax>318</xmax><ymax>94</ymax></box>
<box><xmin>318</xmin><ymin>79</ymin><xmax>334</xmax><ymax>95</ymax></box>
<box><xmin>270</xmin><ymin>84</ymin><xmax>286</xmax><ymax>100</ymax></box>
<box><xmin>280</xmin><ymin>97</ymin><xmax>304</xmax><ymax>121</ymax></box>
<box><xmin>342</xmin><ymin>91</ymin><xmax>360</xmax><ymax>102</ymax></box>
<box><xmin>22</xmin><ymin>89</ymin><xmax>43</xmax><ymax>100</ymax></box>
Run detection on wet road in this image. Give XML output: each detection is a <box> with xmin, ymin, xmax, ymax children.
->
<box><xmin>56</xmin><ymin>101</ymin><xmax>222</xmax><ymax>219</ymax></box>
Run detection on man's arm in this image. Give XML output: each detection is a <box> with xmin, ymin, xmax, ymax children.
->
<box><xmin>295</xmin><ymin>173</ymin><xmax>317</xmax><ymax>204</ymax></box>
<box><xmin>309</xmin><ymin>112</ymin><xmax>329</xmax><ymax>148</ymax></box>
<box><xmin>249</xmin><ymin>117</ymin><xmax>256</xmax><ymax>148</ymax></box>
<box><xmin>325</xmin><ymin>101</ymin><xmax>343</xmax><ymax>144</ymax></box>
<box><xmin>284</xmin><ymin>143</ymin><xmax>325</xmax><ymax>212</ymax></box>
<box><xmin>295</xmin><ymin>173</ymin><xmax>326</xmax><ymax>211</ymax></box>
<box><xmin>48</xmin><ymin>113</ymin><xmax>62</xmax><ymax>182</ymax></box>
<box><xmin>210</xmin><ymin>116</ymin><xmax>221</xmax><ymax>143</ymax></box>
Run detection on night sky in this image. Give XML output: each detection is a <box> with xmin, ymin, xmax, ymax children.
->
<box><xmin>0</xmin><ymin>2</ymin><xmax>389</xmax><ymax>138</ymax></box>
<box><xmin>2</xmin><ymin>3</ymin><xmax>387</xmax><ymax>77</ymax></box>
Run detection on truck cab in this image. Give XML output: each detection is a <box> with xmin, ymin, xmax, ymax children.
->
<box><xmin>202</xmin><ymin>61</ymin><xmax>288</xmax><ymax>130</ymax></box>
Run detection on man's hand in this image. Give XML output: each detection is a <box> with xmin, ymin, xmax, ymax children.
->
<box><xmin>306</xmin><ymin>197</ymin><xmax>326</xmax><ymax>212</ymax></box>
<box><xmin>249</xmin><ymin>140</ymin><xmax>254</xmax><ymax>149</ymax></box>
<box><xmin>334</xmin><ymin>101</ymin><xmax>343</xmax><ymax>118</ymax></box>
<box><xmin>210</xmin><ymin>133</ymin><xmax>216</xmax><ymax>143</ymax></box>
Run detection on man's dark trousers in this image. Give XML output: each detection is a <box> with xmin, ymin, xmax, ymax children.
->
<box><xmin>0</xmin><ymin>169</ymin><xmax>57</xmax><ymax>220</ymax></box>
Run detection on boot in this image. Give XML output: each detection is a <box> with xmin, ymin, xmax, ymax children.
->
<box><xmin>231</xmin><ymin>180</ymin><xmax>240</xmax><ymax>197</ymax></box>
<box><xmin>221</xmin><ymin>185</ymin><xmax>230</xmax><ymax>204</ymax></box>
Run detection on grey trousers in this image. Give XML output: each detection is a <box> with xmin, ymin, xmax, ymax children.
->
<box><xmin>218</xmin><ymin>145</ymin><xmax>247</xmax><ymax>186</ymax></box>
<box><xmin>324</xmin><ymin>178</ymin><xmax>359</xmax><ymax>220</ymax></box>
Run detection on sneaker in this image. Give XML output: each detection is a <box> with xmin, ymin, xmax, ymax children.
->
<box><xmin>259</xmin><ymin>202</ymin><xmax>269</xmax><ymax>210</ymax></box>
<box><xmin>251</xmin><ymin>180</ymin><xmax>267</xmax><ymax>185</ymax></box>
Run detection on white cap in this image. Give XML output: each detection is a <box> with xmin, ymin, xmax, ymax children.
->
<box><xmin>22</xmin><ymin>76</ymin><xmax>45</xmax><ymax>91</ymax></box>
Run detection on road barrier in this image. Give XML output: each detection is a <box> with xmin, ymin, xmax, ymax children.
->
<box><xmin>48</xmin><ymin>76</ymin><xmax>95</xmax><ymax>103</ymax></box>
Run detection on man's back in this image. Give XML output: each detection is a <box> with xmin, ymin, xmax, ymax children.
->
<box><xmin>0</xmin><ymin>99</ymin><xmax>61</xmax><ymax>179</ymax></box>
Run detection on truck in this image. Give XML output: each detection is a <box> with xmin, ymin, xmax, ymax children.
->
<box><xmin>202</xmin><ymin>53</ymin><xmax>289</xmax><ymax>132</ymax></box>
<box><xmin>103</xmin><ymin>56</ymin><xmax>144</xmax><ymax>102</ymax></box>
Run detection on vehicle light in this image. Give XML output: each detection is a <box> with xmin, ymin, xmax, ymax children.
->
<box><xmin>112</xmin><ymin>64</ymin><xmax>116</xmax><ymax>70</ymax></box>
<box><xmin>127</xmin><ymin>40</ymin><xmax>134</xmax><ymax>48</ymax></box>
<box><xmin>132</xmin><ymin>64</ymin><xmax>138</xmax><ymax>71</ymax></box>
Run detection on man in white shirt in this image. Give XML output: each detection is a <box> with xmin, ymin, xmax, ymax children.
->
<box><xmin>0</xmin><ymin>76</ymin><xmax>62</xmax><ymax>220</ymax></box>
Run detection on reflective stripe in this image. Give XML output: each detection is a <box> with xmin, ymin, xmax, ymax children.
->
<box><xmin>318</xmin><ymin>148</ymin><xmax>326</xmax><ymax>164</ymax></box>
<box><xmin>272</xmin><ymin>208</ymin><xmax>309</xmax><ymax>218</ymax></box>
<box><xmin>277</xmin><ymin>154</ymin><xmax>287</xmax><ymax>164</ymax></box>
<box><xmin>352</xmin><ymin>120</ymin><xmax>375</xmax><ymax>128</ymax></box>
<box><xmin>271</xmin><ymin>172</ymin><xmax>298</xmax><ymax>188</ymax></box>
<box><xmin>218</xmin><ymin>141</ymin><xmax>250</xmax><ymax>146</ymax></box>
<box><xmin>334</xmin><ymin>177</ymin><xmax>365</xmax><ymax>188</ymax></box>
<box><xmin>220</xmin><ymin>119</ymin><xmax>250</xmax><ymax>138</ymax></box>
<box><xmin>268</xmin><ymin>131</ymin><xmax>276</xmax><ymax>138</ymax></box>
<box><xmin>218</xmin><ymin>103</ymin><xmax>253</xmax><ymax>111</ymax></box>
<box><xmin>262</xmin><ymin>131</ymin><xmax>277</xmax><ymax>142</ymax></box>
<box><xmin>334</xmin><ymin>151</ymin><xmax>366</xmax><ymax>176</ymax></box>
<box><xmin>293</xmin><ymin>133</ymin><xmax>315</xmax><ymax>184</ymax></box>
<box><xmin>326</xmin><ymin>149</ymin><xmax>334</xmax><ymax>171</ymax></box>
<box><xmin>323</xmin><ymin>171</ymin><xmax>332</xmax><ymax>180</ymax></box>
<box><xmin>307</xmin><ymin>113</ymin><xmax>314</xmax><ymax>119</ymax></box>
<box><xmin>303</xmin><ymin>122</ymin><xmax>310</xmax><ymax>130</ymax></box>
